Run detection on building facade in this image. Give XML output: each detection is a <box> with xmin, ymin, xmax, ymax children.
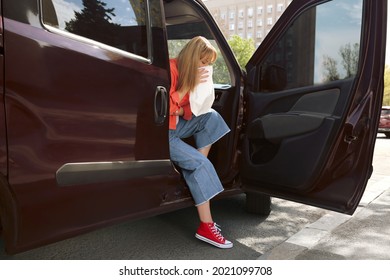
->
<box><xmin>203</xmin><ymin>0</ymin><xmax>292</xmax><ymax>46</ymax></box>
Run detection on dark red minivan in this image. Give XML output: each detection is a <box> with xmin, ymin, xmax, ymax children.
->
<box><xmin>0</xmin><ymin>0</ymin><xmax>386</xmax><ymax>254</ymax></box>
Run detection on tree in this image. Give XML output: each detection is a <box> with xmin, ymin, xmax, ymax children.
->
<box><xmin>65</xmin><ymin>0</ymin><xmax>120</xmax><ymax>46</ymax></box>
<box><xmin>339</xmin><ymin>43</ymin><xmax>359</xmax><ymax>78</ymax></box>
<box><xmin>384</xmin><ymin>65</ymin><xmax>390</xmax><ymax>106</ymax></box>
<box><xmin>322</xmin><ymin>43</ymin><xmax>360</xmax><ymax>82</ymax></box>
<box><xmin>228</xmin><ymin>35</ymin><xmax>255</xmax><ymax>69</ymax></box>
<box><xmin>322</xmin><ymin>55</ymin><xmax>340</xmax><ymax>81</ymax></box>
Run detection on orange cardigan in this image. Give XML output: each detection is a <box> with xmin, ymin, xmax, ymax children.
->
<box><xmin>169</xmin><ymin>59</ymin><xmax>192</xmax><ymax>129</ymax></box>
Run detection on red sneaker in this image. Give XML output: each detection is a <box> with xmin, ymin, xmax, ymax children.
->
<box><xmin>195</xmin><ymin>222</ymin><xmax>233</xmax><ymax>249</ymax></box>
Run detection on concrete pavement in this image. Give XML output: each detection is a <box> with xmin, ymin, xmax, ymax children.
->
<box><xmin>258</xmin><ymin>176</ymin><xmax>390</xmax><ymax>260</ymax></box>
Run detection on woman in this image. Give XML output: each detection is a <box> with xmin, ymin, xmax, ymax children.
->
<box><xmin>169</xmin><ymin>36</ymin><xmax>233</xmax><ymax>249</ymax></box>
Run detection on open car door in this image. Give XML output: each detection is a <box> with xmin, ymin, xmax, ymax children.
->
<box><xmin>241</xmin><ymin>0</ymin><xmax>387</xmax><ymax>214</ymax></box>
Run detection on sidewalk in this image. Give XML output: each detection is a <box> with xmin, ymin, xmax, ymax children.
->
<box><xmin>258</xmin><ymin>176</ymin><xmax>390</xmax><ymax>260</ymax></box>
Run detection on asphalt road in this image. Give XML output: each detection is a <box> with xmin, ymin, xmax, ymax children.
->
<box><xmin>0</xmin><ymin>134</ymin><xmax>388</xmax><ymax>260</ymax></box>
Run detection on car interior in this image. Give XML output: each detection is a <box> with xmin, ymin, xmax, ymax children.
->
<box><xmin>163</xmin><ymin>0</ymin><xmax>242</xmax><ymax>183</ymax></box>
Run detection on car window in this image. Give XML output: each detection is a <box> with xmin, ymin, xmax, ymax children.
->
<box><xmin>260</xmin><ymin>0</ymin><xmax>363</xmax><ymax>92</ymax></box>
<box><xmin>41</xmin><ymin>0</ymin><xmax>150</xmax><ymax>59</ymax></box>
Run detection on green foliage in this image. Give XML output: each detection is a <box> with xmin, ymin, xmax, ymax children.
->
<box><xmin>384</xmin><ymin>65</ymin><xmax>390</xmax><ymax>106</ymax></box>
<box><xmin>227</xmin><ymin>35</ymin><xmax>255</xmax><ymax>69</ymax></box>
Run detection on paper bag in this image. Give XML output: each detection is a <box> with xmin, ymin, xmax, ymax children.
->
<box><xmin>190</xmin><ymin>65</ymin><xmax>214</xmax><ymax>116</ymax></box>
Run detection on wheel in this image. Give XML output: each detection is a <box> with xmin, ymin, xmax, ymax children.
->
<box><xmin>245</xmin><ymin>192</ymin><xmax>272</xmax><ymax>215</ymax></box>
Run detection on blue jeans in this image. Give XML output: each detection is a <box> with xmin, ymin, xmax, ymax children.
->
<box><xmin>169</xmin><ymin>109</ymin><xmax>230</xmax><ymax>206</ymax></box>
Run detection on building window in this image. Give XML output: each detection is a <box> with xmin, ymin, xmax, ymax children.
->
<box><xmin>267</xmin><ymin>18</ymin><xmax>273</xmax><ymax>25</ymax></box>
<box><xmin>256</xmin><ymin>31</ymin><xmax>263</xmax><ymax>39</ymax></box>
<box><xmin>257</xmin><ymin>19</ymin><xmax>263</xmax><ymax>27</ymax></box>
<box><xmin>239</xmin><ymin>9</ymin><xmax>244</xmax><ymax>18</ymax></box>
<box><xmin>267</xmin><ymin>5</ymin><xmax>273</xmax><ymax>14</ymax></box>
<box><xmin>257</xmin><ymin>6</ymin><xmax>263</xmax><ymax>15</ymax></box>
<box><xmin>229</xmin><ymin>23</ymin><xmax>235</xmax><ymax>30</ymax></box>
<box><xmin>238</xmin><ymin>22</ymin><xmax>244</xmax><ymax>29</ymax></box>
<box><xmin>247</xmin><ymin>32</ymin><xmax>253</xmax><ymax>39</ymax></box>
<box><xmin>277</xmin><ymin>4</ymin><xmax>284</xmax><ymax>12</ymax></box>
<box><xmin>248</xmin><ymin>7</ymin><xmax>254</xmax><ymax>17</ymax></box>
<box><xmin>248</xmin><ymin>20</ymin><xmax>253</xmax><ymax>28</ymax></box>
<box><xmin>230</xmin><ymin>11</ymin><xmax>235</xmax><ymax>19</ymax></box>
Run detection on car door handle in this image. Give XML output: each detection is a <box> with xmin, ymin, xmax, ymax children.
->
<box><xmin>154</xmin><ymin>86</ymin><xmax>168</xmax><ymax>125</ymax></box>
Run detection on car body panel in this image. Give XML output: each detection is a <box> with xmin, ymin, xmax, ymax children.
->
<box><xmin>1</xmin><ymin>0</ymin><xmax>188</xmax><ymax>253</ymax></box>
<box><xmin>0</xmin><ymin>0</ymin><xmax>6</xmax><ymax>176</ymax></box>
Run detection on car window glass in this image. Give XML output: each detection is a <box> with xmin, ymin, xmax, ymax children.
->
<box><xmin>260</xmin><ymin>0</ymin><xmax>363</xmax><ymax>92</ymax></box>
<box><xmin>41</xmin><ymin>0</ymin><xmax>150</xmax><ymax>58</ymax></box>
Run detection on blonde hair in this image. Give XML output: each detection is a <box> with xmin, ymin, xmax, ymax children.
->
<box><xmin>176</xmin><ymin>36</ymin><xmax>217</xmax><ymax>94</ymax></box>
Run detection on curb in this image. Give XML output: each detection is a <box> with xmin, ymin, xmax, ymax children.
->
<box><xmin>258</xmin><ymin>176</ymin><xmax>390</xmax><ymax>260</ymax></box>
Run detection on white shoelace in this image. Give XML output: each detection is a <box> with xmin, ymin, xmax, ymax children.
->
<box><xmin>210</xmin><ymin>223</ymin><xmax>224</xmax><ymax>241</ymax></box>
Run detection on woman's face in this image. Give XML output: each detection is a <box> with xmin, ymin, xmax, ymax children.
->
<box><xmin>199</xmin><ymin>56</ymin><xmax>212</xmax><ymax>67</ymax></box>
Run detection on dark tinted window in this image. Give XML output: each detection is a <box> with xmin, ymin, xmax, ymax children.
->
<box><xmin>260</xmin><ymin>0</ymin><xmax>363</xmax><ymax>92</ymax></box>
<box><xmin>41</xmin><ymin>0</ymin><xmax>149</xmax><ymax>58</ymax></box>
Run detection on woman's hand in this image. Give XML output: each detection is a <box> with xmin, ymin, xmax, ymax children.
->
<box><xmin>172</xmin><ymin>107</ymin><xmax>184</xmax><ymax>116</ymax></box>
<box><xmin>198</xmin><ymin>67</ymin><xmax>209</xmax><ymax>84</ymax></box>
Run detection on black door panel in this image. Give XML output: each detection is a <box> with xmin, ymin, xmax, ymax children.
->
<box><xmin>242</xmin><ymin>83</ymin><xmax>350</xmax><ymax>191</ymax></box>
<box><xmin>247</xmin><ymin>89</ymin><xmax>340</xmax><ymax>143</ymax></box>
